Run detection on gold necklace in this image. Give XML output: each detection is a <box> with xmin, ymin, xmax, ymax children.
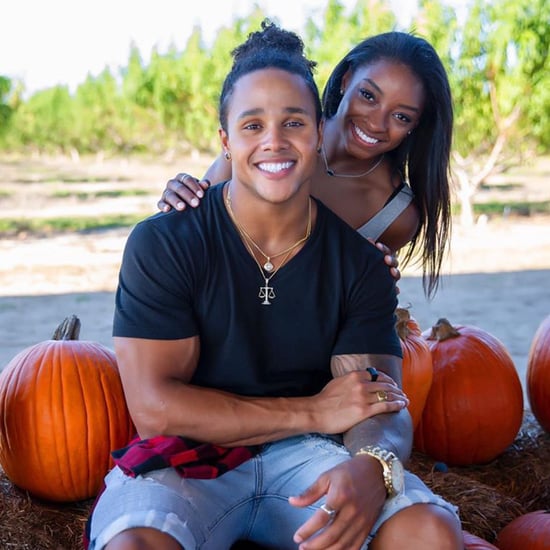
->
<box><xmin>225</xmin><ymin>184</ymin><xmax>312</xmax><ymax>305</ymax></box>
<box><xmin>321</xmin><ymin>144</ymin><xmax>384</xmax><ymax>178</ymax></box>
<box><xmin>226</xmin><ymin>186</ymin><xmax>312</xmax><ymax>271</ymax></box>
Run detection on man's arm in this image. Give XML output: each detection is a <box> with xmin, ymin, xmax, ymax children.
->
<box><xmin>114</xmin><ymin>338</ymin><xmax>408</xmax><ymax>447</ymax></box>
<box><xmin>331</xmin><ymin>353</ymin><xmax>413</xmax><ymax>459</ymax></box>
<box><xmin>290</xmin><ymin>353</ymin><xmax>411</xmax><ymax>547</ymax></box>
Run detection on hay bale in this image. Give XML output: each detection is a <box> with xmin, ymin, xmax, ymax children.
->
<box><xmin>0</xmin><ymin>412</ymin><xmax>548</xmax><ymax>548</ymax></box>
<box><xmin>408</xmin><ymin>463</ymin><xmax>525</xmax><ymax>542</ymax></box>
<box><xmin>409</xmin><ymin>410</ymin><xmax>550</xmax><ymax>542</ymax></box>
<box><xmin>0</xmin><ymin>469</ymin><xmax>92</xmax><ymax>549</ymax></box>
<box><xmin>455</xmin><ymin>411</ymin><xmax>550</xmax><ymax>510</ymax></box>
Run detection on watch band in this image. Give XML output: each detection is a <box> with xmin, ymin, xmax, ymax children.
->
<box><xmin>355</xmin><ymin>445</ymin><xmax>404</xmax><ymax>497</ymax></box>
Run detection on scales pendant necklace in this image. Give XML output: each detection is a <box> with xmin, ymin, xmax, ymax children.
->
<box><xmin>225</xmin><ymin>185</ymin><xmax>312</xmax><ymax>304</ymax></box>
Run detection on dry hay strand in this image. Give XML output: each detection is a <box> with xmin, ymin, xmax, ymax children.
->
<box><xmin>454</xmin><ymin>412</ymin><xmax>550</xmax><ymax>510</ymax></box>
<box><xmin>423</xmin><ymin>469</ymin><xmax>524</xmax><ymax>542</ymax></box>
<box><xmin>408</xmin><ymin>454</ymin><xmax>525</xmax><ymax>542</ymax></box>
<box><xmin>0</xmin><ymin>468</ymin><xmax>92</xmax><ymax>550</ymax></box>
<box><xmin>0</xmin><ymin>412</ymin><xmax>547</xmax><ymax>548</ymax></box>
<box><xmin>409</xmin><ymin>411</ymin><xmax>550</xmax><ymax>542</ymax></box>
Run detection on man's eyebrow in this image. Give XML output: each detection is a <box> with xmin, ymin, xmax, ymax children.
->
<box><xmin>237</xmin><ymin>106</ymin><xmax>311</xmax><ymax>119</ymax></box>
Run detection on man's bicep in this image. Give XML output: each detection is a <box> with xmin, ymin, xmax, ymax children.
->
<box><xmin>330</xmin><ymin>353</ymin><xmax>403</xmax><ymax>385</ymax></box>
<box><xmin>114</xmin><ymin>336</ymin><xmax>200</xmax><ymax>384</ymax></box>
<box><xmin>113</xmin><ymin>336</ymin><xmax>200</xmax><ymax>428</ymax></box>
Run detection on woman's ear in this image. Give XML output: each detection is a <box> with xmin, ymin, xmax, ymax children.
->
<box><xmin>340</xmin><ymin>70</ymin><xmax>352</xmax><ymax>95</ymax></box>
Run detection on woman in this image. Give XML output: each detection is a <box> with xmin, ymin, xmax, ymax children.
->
<box><xmin>158</xmin><ymin>31</ymin><xmax>453</xmax><ymax>298</ymax></box>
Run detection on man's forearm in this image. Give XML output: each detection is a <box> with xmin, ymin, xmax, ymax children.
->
<box><xmin>331</xmin><ymin>352</ymin><xmax>413</xmax><ymax>460</ymax></box>
<box><xmin>343</xmin><ymin>409</ymin><xmax>413</xmax><ymax>461</ymax></box>
<box><xmin>132</xmin><ymin>380</ymin><xmax>321</xmax><ymax>446</ymax></box>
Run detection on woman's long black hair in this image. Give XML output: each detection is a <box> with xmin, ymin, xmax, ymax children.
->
<box><xmin>323</xmin><ymin>32</ymin><xmax>453</xmax><ymax>298</ymax></box>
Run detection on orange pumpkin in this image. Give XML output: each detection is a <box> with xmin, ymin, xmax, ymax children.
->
<box><xmin>395</xmin><ymin>308</ymin><xmax>433</xmax><ymax>428</ymax></box>
<box><xmin>462</xmin><ymin>530</ymin><xmax>499</xmax><ymax>549</ymax></box>
<box><xmin>527</xmin><ymin>315</ymin><xmax>550</xmax><ymax>433</ymax></box>
<box><xmin>0</xmin><ymin>315</ymin><xmax>135</xmax><ymax>502</ymax></box>
<box><xmin>414</xmin><ymin>318</ymin><xmax>524</xmax><ymax>466</ymax></box>
<box><xmin>496</xmin><ymin>510</ymin><xmax>550</xmax><ymax>550</ymax></box>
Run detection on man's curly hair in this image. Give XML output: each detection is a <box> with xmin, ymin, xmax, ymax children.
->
<box><xmin>219</xmin><ymin>19</ymin><xmax>322</xmax><ymax>130</ymax></box>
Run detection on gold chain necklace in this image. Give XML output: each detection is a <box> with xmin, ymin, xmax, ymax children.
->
<box><xmin>321</xmin><ymin>144</ymin><xmax>384</xmax><ymax>178</ymax></box>
<box><xmin>225</xmin><ymin>184</ymin><xmax>312</xmax><ymax>305</ymax></box>
<box><xmin>226</xmin><ymin>186</ymin><xmax>312</xmax><ymax>271</ymax></box>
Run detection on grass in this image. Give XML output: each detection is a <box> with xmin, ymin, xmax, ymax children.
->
<box><xmin>475</xmin><ymin>200</ymin><xmax>550</xmax><ymax>216</ymax></box>
<box><xmin>0</xmin><ymin>199</ymin><xmax>547</xmax><ymax>239</ymax></box>
<box><xmin>450</xmin><ymin>200</ymin><xmax>550</xmax><ymax>217</ymax></box>
<box><xmin>50</xmin><ymin>189</ymin><xmax>149</xmax><ymax>199</ymax></box>
<box><xmin>0</xmin><ymin>214</ymin><xmax>144</xmax><ymax>238</ymax></box>
<box><xmin>13</xmin><ymin>175</ymin><xmax>130</xmax><ymax>184</ymax></box>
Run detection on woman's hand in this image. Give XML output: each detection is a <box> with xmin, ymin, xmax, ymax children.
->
<box><xmin>368</xmin><ymin>239</ymin><xmax>401</xmax><ymax>286</ymax></box>
<box><xmin>157</xmin><ymin>173</ymin><xmax>210</xmax><ymax>212</ymax></box>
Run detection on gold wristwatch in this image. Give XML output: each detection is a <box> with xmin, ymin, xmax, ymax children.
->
<box><xmin>355</xmin><ymin>445</ymin><xmax>405</xmax><ymax>497</ymax></box>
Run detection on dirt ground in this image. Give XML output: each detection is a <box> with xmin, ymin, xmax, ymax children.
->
<box><xmin>1</xmin><ymin>156</ymin><xmax>549</xmax><ymax>407</ymax></box>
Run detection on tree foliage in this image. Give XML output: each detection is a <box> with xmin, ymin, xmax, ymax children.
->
<box><xmin>0</xmin><ymin>0</ymin><xmax>547</xmax><ymax>193</ymax></box>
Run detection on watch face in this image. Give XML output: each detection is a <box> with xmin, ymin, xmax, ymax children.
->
<box><xmin>391</xmin><ymin>459</ymin><xmax>405</xmax><ymax>495</ymax></box>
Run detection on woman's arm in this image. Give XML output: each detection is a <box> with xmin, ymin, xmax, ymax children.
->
<box><xmin>155</xmin><ymin>158</ymin><xmax>402</xmax><ymax>284</ymax></box>
<box><xmin>157</xmin><ymin>152</ymin><xmax>231</xmax><ymax>212</ymax></box>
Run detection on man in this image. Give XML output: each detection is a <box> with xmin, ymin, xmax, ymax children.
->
<box><xmin>87</xmin><ymin>21</ymin><xmax>461</xmax><ymax>550</ymax></box>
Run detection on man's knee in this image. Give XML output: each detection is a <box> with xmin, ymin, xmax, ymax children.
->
<box><xmin>372</xmin><ymin>503</ymin><xmax>462</xmax><ymax>549</ymax></box>
<box><xmin>104</xmin><ymin>527</ymin><xmax>183</xmax><ymax>550</ymax></box>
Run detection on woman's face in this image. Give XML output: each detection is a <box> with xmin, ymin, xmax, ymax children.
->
<box><xmin>337</xmin><ymin>58</ymin><xmax>425</xmax><ymax>159</ymax></box>
<box><xmin>220</xmin><ymin>68</ymin><xmax>321</xmax><ymax>205</ymax></box>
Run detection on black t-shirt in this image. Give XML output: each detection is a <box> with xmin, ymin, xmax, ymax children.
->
<box><xmin>113</xmin><ymin>184</ymin><xmax>402</xmax><ymax>398</ymax></box>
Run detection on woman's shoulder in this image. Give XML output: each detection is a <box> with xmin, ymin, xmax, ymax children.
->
<box><xmin>377</xmin><ymin>201</ymin><xmax>419</xmax><ymax>251</ymax></box>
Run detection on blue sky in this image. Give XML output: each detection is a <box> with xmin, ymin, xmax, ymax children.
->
<box><xmin>2</xmin><ymin>0</ymin><xmax>449</xmax><ymax>95</ymax></box>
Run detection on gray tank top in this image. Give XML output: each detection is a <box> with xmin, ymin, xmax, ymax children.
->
<box><xmin>356</xmin><ymin>184</ymin><xmax>414</xmax><ymax>241</ymax></box>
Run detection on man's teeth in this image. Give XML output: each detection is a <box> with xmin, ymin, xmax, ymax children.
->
<box><xmin>354</xmin><ymin>125</ymin><xmax>379</xmax><ymax>144</ymax></box>
<box><xmin>258</xmin><ymin>161</ymin><xmax>294</xmax><ymax>173</ymax></box>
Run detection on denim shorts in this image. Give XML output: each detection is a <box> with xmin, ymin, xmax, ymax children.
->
<box><xmin>88</xmin><ymin>434</ymin><xmax>459</xmax><ymax>549</ymax></box>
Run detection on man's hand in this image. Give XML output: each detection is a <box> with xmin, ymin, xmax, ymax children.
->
<box><xmin>289</xmin><ymin>454</ymin><xmax>387</xmax><ymax>549</ymax></box>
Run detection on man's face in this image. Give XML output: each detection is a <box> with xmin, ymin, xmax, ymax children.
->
<box><xmin>220</xmin><ymin>67</ymin><xmax>321</xmax><ymax>205</ymax></box>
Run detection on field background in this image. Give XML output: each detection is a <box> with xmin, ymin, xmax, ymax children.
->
<box><xmin>1</xmin><ymin>154</ymin><xmax>549</xmax><ymax>405</ymax></box>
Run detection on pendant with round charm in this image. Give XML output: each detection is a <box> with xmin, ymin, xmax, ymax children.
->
<box><xmin>263</xmin><ymin>261</ymin><xmax>274</xmax><ymax>272</ymax></box>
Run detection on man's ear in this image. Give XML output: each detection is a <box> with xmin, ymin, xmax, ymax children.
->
<box><xmin>316</xmin><ymin>118</ymin><xmax>325</xmax><ymax>153</ymax></box>
<box><xmin>219</xmin><ymin>127</ymin><xmax>232</xmax><ymax>160</ymax></box>
<box><xmin>219</xmin><ymin>127</ymin><xmax>229</xmax><ymax>150</ymax></box>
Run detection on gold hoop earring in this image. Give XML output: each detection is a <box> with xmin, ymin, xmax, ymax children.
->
<box><xmin>224</xmin><ymin>151</ymin><xmax>232</xmax><ymax>160</ymax></box>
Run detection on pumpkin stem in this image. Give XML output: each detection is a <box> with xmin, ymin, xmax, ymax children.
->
<box><xmin>395</xmin><ymin>307</ymin><xmax>412</xmax><ymax>339</ymax></box>
<box><xmin>52</xmin><ymin>315</ymin><xmax>81</xmax><ymax>341</ymax></box>
<box><xmin>427</xmin><ymin>318</ymin><xmax>460</xmax><ymax>341</ymax></box>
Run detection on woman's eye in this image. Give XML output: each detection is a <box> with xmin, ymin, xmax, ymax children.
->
<box><xmin>394</xmin><ymin>113</ymin><xmax>412</xmax><ymax>124</ymax></box>
<box><xmin>359</xmin><ymin>88</ymin><xmax>375</xmax><ymax>101</ymax></box>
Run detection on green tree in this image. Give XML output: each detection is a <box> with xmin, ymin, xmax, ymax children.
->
<box><xmin>437</xmin><ymin>0</ymin><xmax>550</xmax><ymax>225</ymax></box>
<box><xmin>8</xmin><ymin>85</ymin><xmax>76</xmax><ymax>153</ymax></box>
<box><xmin>0</xmin><ymin>76</ymin><xmax>14</xmax><ymax>138</ymax></box>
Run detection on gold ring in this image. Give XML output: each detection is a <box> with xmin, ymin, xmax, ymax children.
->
<box><xmin>320</xmin><ymin>503</ymin><xmax>337</xmax><ymax>518</ymax></box>
<box><xmin>376</xmin><ymin>390</ymin><xmax>388</xmax><ymax>402</ymax></box>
